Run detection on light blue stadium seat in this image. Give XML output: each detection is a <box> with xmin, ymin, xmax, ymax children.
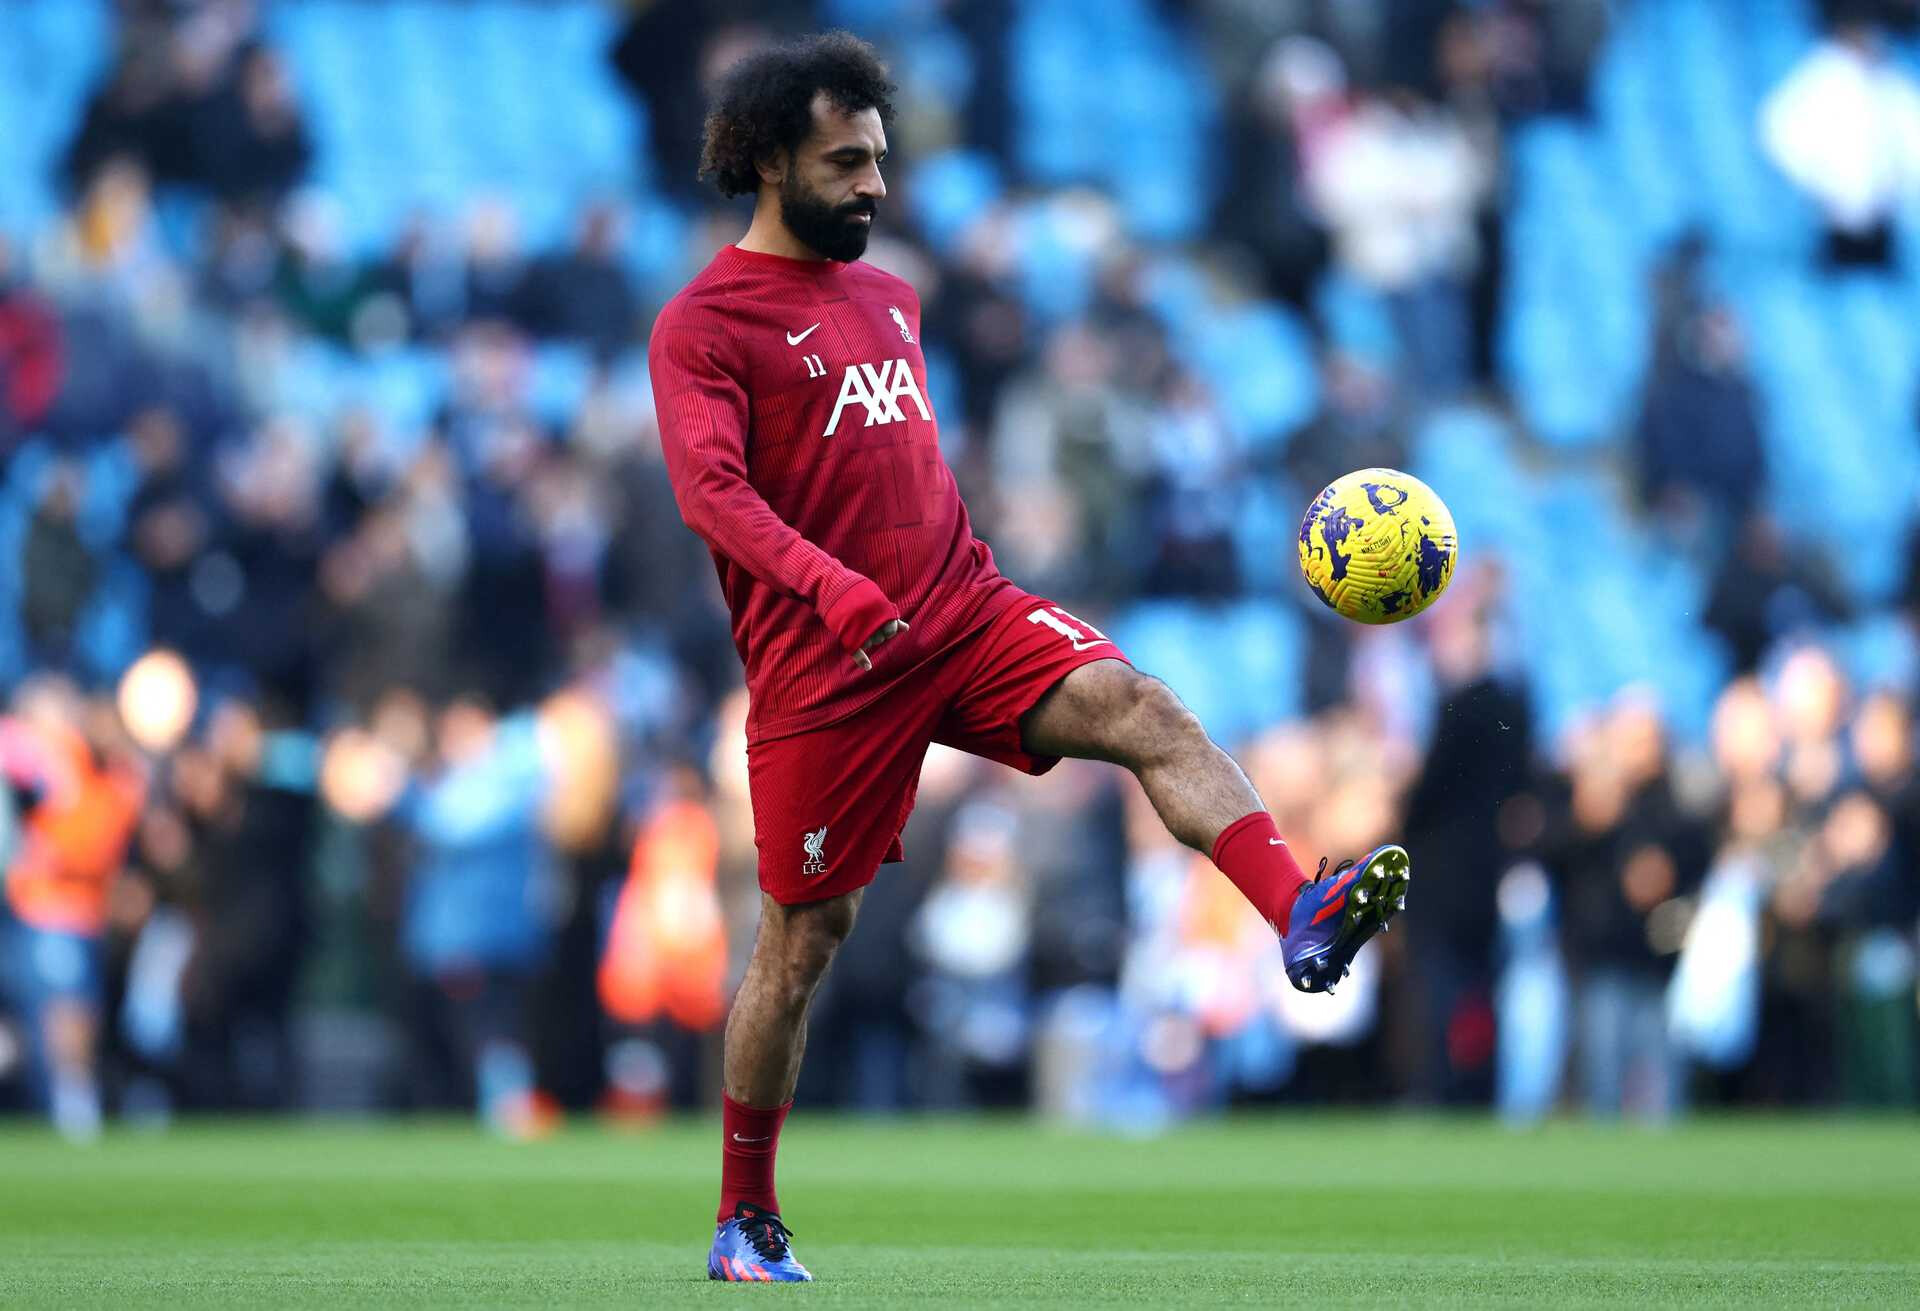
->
<box><xmin>1503</xmin><ymin>123</ymin><xmax>1649</xmax><ymax>447</ymax></box>
<box><xmin>530</xmin><ymin>344</ymin><xmax>595</xmax><ymax>429</ymax></box>
<box><xmin>1231</xmin><ymin>479</ymin><xmax>1304</xmax><ymax>596</ymax></box>
<box><xmin>623</xmin><ymin>196</ymin><xmax>690</xmax><ymax>295</ymax></box>
<box><xmin>1013</xmin><ymin>205</ymin><xmax>1096</xmax><ymax>324</ymax></box>
<box><xmin>1410</xmin><ymin>408</ymin><xmax>1534</xmax><ymax>550</ymax></box>
<box><xmin>1172</xmin><ymin>304</ymin><xmax>1317</xmax><ymax>449</ymax></box>
<box><xmin>1</xmin><ymin>0</ymin><xmax>109</xmax><ymax>238</ymax></box>
<box><xmin>910</xmin><ymin>150</ymin><xmax>1003</xmax><ymax>257</ymax></box>
<box><xmin>1110</xmin><ymin>600</ymin><xmax>1303</xmax><ymax>745</ymax></box>
<box><xmin>1138</xmin><ymin>255</ymin><xmax>1212</xmax><ymax>330</ymax></box>
<box><xmin>1314</xmin><ymin>274</ymin><xmax>1397</xmax><ymax>370</ymax></box>
<box><xmin>1832</xmin><ymin>614</ymin><xmax>1920</xmax><ymax>695</ymax></box>
<box><xmin>351</xmin><ymin>350</ymin><xmax>449</xmax><ymax>447</ymax></box>
<box><xmin>276</xmin><ymin>0</ymin><xmax>641</xmax><ymax>257</ymax></box>
<box><xmin>1010</xmin><ymin>0</ymin><xmax>1211</xmax><ymax>241</ymax></box>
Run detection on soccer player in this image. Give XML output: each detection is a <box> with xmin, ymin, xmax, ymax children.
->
<box><xmin>648</xmin><ymin>33</ymin><xmax>1413</xmax><ymax>1284</ymax></box>
<box><xmin>1</xmin><ymin>684</ymin><xmax>144</xmax><ymax>1142</ymax></box>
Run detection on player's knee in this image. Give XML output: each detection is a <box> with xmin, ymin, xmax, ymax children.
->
<box><xmin>1112</xmin><ymin>673</ymin><xmax>1204</xmax><ymax>765</ymax></box>
<box><xmin>775</xmin><ymin>938</ymin><xmax>839</xmax><ymax>1012</ymax></box>
<box><xmin>763</xmin><ymin>892</ymin><xmax>860</xmax><ymax>1005</ymax></box>
<box><xmin>812</xmin><ymin>891</ymin><xmax>862</xmax><ymax>945</ymax></box>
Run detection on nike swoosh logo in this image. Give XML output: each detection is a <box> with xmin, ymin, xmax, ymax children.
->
<box><xmin>732</xmin><ymin>1133</ymin><xmax>771</xmax><ymax>1144</ymax></box>
<box><xmin>1269</xmin><ymin>838</ymin><xmax>1285</xmax><ymax>846</ymax></box>
<box><xmin>785</xmin><ymin>324</ymin><xmax>820</xmax><ymax>345</ymax></box>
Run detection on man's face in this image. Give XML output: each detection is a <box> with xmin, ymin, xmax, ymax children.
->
<box><xmin>777</xmin><ymin>93</ymin><xmax>887</xmax><ymax>262</ymax></box>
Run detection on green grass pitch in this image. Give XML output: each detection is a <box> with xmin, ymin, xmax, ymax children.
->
<box><xmin>2</xmin><ymin>1115</ymin><xmax>1917</xmax><ymax>1307</ymax></box>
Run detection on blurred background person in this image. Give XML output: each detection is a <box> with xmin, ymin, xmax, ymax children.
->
<box><xmin>327</xmin><ymin>695</ymin><xmax>560</xmax><ymax>1135</ymax></box>
<box><xmin>1</xmin><ymin>679</ymin><xmax>145</xmax><ymax>1139</ymax></box>
<box><xmin>1760</xmin><ymin>11</ymin><xmax>1920</xmax><ymax>271</ymax></box>
<box><xmin>1307</xmin><ymin>80</ymin><xmax>1491</xmax><ymax>398</ymax></box>
<box><xmin>1633</xmin><ymin>239</ymin><xmax>1768</xmax><ymax>534</ymax></box>
<box><xmin>172</xmin><ymin>698</ymin><xmax>318</xmax><ymax>1113</ymax></box>
<box><xmin>1545</xmin><ymin>698</ymin><xmax>1711</xmax><ymax>1121</ymax></box>
<box><xmin>1401</xmin><ymin>569</ymin><xmax>1532</xmax><ymax>1105</ymax></box>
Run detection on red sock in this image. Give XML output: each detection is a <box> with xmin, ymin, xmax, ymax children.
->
<box><xmin>1211</xmin><ymin>812</ymin><xmax>1312</xmax><ymax>934</ymax></box>
<box><xmin>718</xmin><ymin>1094</ymin><xmax>791</xmax><ymax>1221</ymax></box>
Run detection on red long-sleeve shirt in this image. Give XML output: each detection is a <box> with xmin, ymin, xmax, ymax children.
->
<box><xmin>649</xmin><ymin>244</ymin><xmax>1019</xmax><ymax>743</ymax></box>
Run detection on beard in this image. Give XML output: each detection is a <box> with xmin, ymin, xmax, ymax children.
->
<box><xmin>779</xmin><ymin>172</ymin><xmax>875</xmax><ymax>262</ymax></box>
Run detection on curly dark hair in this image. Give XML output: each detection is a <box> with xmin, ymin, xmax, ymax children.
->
<box><xmin>698</xmin><ymin>32</ymin><xmax>897</xmax><ymax>198</ymax></box>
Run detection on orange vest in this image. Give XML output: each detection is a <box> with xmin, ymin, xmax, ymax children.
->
<box><xmin>598</xmin><ymin>798</ymin><xmax>728</xmax><ymax>1031</ymax></box>
<box><xmin>1180</xmin><ymin>858</ymin><xmax>1272</xmax><ymax>1038</ymax></box>
<box><xmin>5</xmin><ymin>726</ymin><xmax>144</xmax><ymax>937</ymax></box>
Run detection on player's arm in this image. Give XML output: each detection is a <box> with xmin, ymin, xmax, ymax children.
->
<box><xmin>649</xmin><ymin>311</ymin><xmax>905</xmax><ymax>665</ymax></box>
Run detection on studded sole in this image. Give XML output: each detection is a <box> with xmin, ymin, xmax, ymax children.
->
<box><xmin>1361</xmin><ymin>844</ymin><xmax>1411</xmax><ymax>935</ymax></box>
<box><xmin>1291</xmin><ymin>844</ymin><xmax>1411</xmax><ymax>993</ymax></box>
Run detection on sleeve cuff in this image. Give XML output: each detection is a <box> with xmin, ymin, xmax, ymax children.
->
<box><xmin>820</xmin><ymin>577</ymin><xmax>899</xmax><ymax>654</ymax></box>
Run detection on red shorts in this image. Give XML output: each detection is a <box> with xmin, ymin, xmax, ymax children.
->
<box><xmin>747</xmin><ymin>596</ymin><xmax>1130</xmax><ymax>904</ymax></box>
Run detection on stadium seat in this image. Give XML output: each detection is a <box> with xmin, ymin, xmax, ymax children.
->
<box><xmin>1109</xmin><ymin>599</ymin><xmax>1303</xmax><ymax>743</ymax></box>
<box><xmin>274</xmin><ymin>0</ymin><xmax>642</xmax><ymax>257</ymax></box>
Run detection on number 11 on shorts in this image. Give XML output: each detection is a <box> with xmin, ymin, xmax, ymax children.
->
<box><xmin>1027</xmin><ymin>605</ymin><xmax>1109</xmax><ymax>652</ymax></box>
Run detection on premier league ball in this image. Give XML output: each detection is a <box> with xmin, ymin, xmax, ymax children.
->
<box><xmin>1297</xmin><ymin>468</ymin><xmax>1457</xmax><ymax>624</ymax></box>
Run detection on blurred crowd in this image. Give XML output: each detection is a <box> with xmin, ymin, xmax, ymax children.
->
<box><xmin>2</xmin><ymin>0</ymin><xmax>1918</xmax><ymax>1140</ymax></box>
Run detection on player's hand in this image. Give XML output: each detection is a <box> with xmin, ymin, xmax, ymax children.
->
<box><xmin>853</xmin><ymin>619</ymin><xmax>909</xmax><ymax>671</ymax></box>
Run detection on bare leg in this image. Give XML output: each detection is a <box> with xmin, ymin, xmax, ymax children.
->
<box><xmin>1021</xmin><ymin>660</ymin><xmax>1262</xmax><ymax>852</ymax></box>
<box><xmin>723</xmin><ymin>889</ymin><xmax>863</xmax><ymax>1106</ymax></box>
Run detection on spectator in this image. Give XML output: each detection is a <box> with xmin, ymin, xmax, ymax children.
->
<box><xmin>273</xmin><ymin>194</ymin><xmax>381</xmax><ymax>345</ymax></box>
<box><xmin>1634</xmin><ymin>283</ymin><xmax>1767</xmax><ymax>529</ymax></box>
<box><xmin>1215</xmin><ymin>37</ymin><xmax>1339</xmax><ymax>308</ymax></box>
<box><xmin>62</xmin><ymin>26</ymin><xmax>189</xmax><ymax>193</ymax></box>
<box><xmin>21</xmin><ymin>465</ymin><xmax>98</xmax><ymax>673</ymax></box>
<box><xmin>1547</xmin><ymin>700</ymin><xmax>1710</xmax><ymax>1120</ymax></box>
<box><xmin>988</xmin><ymin>323</ymin><xmax>1151</xmax><ymax>600</ymax></box>
<box><xmin>460</xmin><ymin>199</ymin><xmax>529</xmax><ymax>327</ymax></box>
<box><xmin>1852</xmin><ymin>690</ymin><xmax>1920</xmax><ymax>924</ymax></box>
<box><xmin>366</xmin><ymin>215</ymin><xmax>468</xmax><ymax>344</ymax></box>
<box><xmin>1468</xmin><ymin>0</ymin><xmax>1611</xmax><ymax>120</ymax></box>
<box><xmin>401</xmin><ymin>699</ymin><xmax>557</xmax><ymax>1132</ymax></box>
<box><xmin>1137</xmin><ymin>371</ymin><xmax>1243</xmax><ymax>598</ymax></box>
<box><xmin>214</xmin><ymin>426</ymin><xmax>327</xmax><ymax>714</ymax></box>
<box><xmin>39</xmin><ymin>156</ymin><xmax>182</xmax><ymax>319</ymax></box>
<box><xmin>598</xmin><ymin>764</ymin><xmax>727</xmax><ymax>1110</ymax></box>
<box><xmin>177</xmin><ymin>700</ymin><xmax>317</xmax><ymax>1111</ymax></box>
<box><xmin>1705</xmin><ymin>514</ymin><xmax>1853</xmax><ymax>677</ymax></box>
<box><xmin>517</xmin><ymin>204</ymin><xmax>640</xmax><ymax>362</ymax></box>
<box><xmin>327</xmin><ymin>696</ymin><xmax>559</xmax><ymax>1132</ymax></box>
<box><xmin>341</xmin><ymin>451</ymin><xmax>469</xmax><ymax>698</ymax></box>
<box><xmin>123</xmin><ymin>405</ymin><xmax>217</xmax><ymax>660</ymax></box>
<box><xmin>1758</xmin><ymin>650</ymin><xmax>1854</xmax><ymax>1103</ymax></box>
<box><xmin>193</xmin><ymin>45</ymin><xmax>313</xmax><ymax>206</ymax></box>
<box><xmin>1760</xmin><ymin>19</ymin><xmax>1920</xmax><ymax>270</ymax></box>
<box><xmin>610</xmin><ymin>5</ymin><xmax>784</xmax><ymax>202</ymax></box>
<box><xmin>0</xmin><ymin>238</ymin><xmax>65</xmax><ymax>448</ymax></box>
<box><xmin>1400</xmin><ymin>570</ymin><xmax>1533</xmax><ymax>1104</ymax></box>
<box><xmin>1832</xmin><ymin>691</ymin><xmax>1920</xmax><ymax>1103</ymax></box>
<box><xmin>65</xmin><ymin>12</ymin><xmax>308</xmax><ymax>206</ymax></box>
<box><xmin>1</xmin><ymin>680</ymin><xmax>146</xmax><ymax>1140</ymax></box>
<box><xmin>1306</xmin><ymin>86</ymin><xmax>1491</xmax><ymax>396</ymax></box>
<box><xmin>912</xmin><ymin>796</ymin><xmax>1034</xmax><ymax>1107</ymax></box>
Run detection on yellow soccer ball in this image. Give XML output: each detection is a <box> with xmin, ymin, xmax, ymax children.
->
<box><xmin>1298</xmin><ymin>468</ymin><xmax>1457</xmax><ymax>624</ymax></box>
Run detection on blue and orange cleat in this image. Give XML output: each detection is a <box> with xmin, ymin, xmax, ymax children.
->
<box><xmin>1281</xmin><ymin>844</ymin><xmax>1411</xmax><ymax>994</ymax></box>
<box><xmin>708</xmin><ymin>1202</ymin><xmax>813</xmax><ymax>1282</ymax></box>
